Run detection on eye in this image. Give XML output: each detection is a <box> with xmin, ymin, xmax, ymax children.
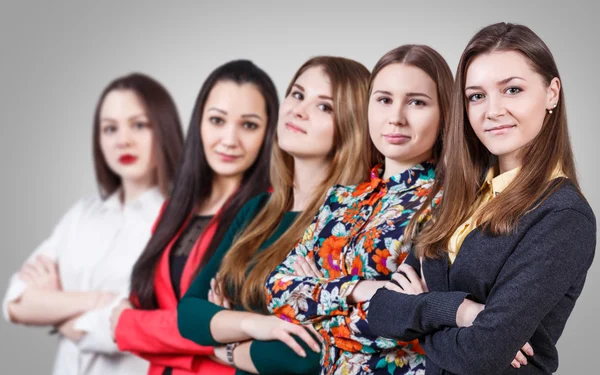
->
<box><xmin>468</xmin><ymin>93</ymin><xmax>485</xmax><ymax>102</ymax></box>
<box><xmin>318</xmin><ymin>103</ymin><xmax>333</xmax><ymax>113</ymax></box>
<box><xmin>377</xmin><ymin>97</ymin><xmax>392</xmax><ymax>105</ymax></box>
<box><xmin>408</xmin><ymin>99</ymin><xmax>426</xmax><ymax>106</ymax></box>
<box><xmin>291</xmin><ymin>91</ymin><xmax>304</xmax><ymax>100</ymax></box>
<box><xmin>243</xmin><ymin>122</ymin><xmax>259</xmax><ymax>130</ymax></box>
<box><xmin>209</xmin><ymin>116</ymin><xmax>225</xmax><ymax>125</ymax></box>
<box><xmin>505</xmin><ymin>86</ymin><xmax>522</xmax><ymax>95</ymax></box>
<box><xmin>102</xmin><ymin>125</ymin><xmax>118</xmax><ymax>134</ymax></box>
<box><xmin>133</xmin><ymin>121</ymin><xmax>148</xmax><ymax>130</ymax></box>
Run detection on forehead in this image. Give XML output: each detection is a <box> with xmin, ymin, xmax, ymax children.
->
<box><xmin>205</xmin><ymin>80</ymin><xmax>266</xmax><ymax>116</ymax></box>
<box><xmin>373</xmin><ymin>63</ymin><xmax>436</xmax><ymax>95</ymax></box>
<box><xmin>465</xmin><ymin>50</ymin><xmax>537</xmax><ymax>87</ymax></box>
<box><xmin>100</xmin><ymin>89</ymin><xmax>146</xmax><ymax>116</ymax></box>
<box><xmin>294</xmin><ymin>66</ymin><xmax>332</xmax><ymax>96</ymax></box>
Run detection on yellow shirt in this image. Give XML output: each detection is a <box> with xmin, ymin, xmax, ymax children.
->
<box><xmin>447</xmin><ymin>166</ymin><xmax>519</xmax><ymax>264</ymax></box>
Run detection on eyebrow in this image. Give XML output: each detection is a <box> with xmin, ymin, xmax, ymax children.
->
<box><xmin>372</xmin><ymin>90</ymin><xmax>432</xmax><ymax>100</ymax></box>
<box><xmin>465</xmin><ymin>76</ymin><xmax>525</xmax><ymax>91</ymax></box>
<box><xmin>293</xmin><ymin>83</ymin><xmax>333</xmax><ymax>101</ymax></box>
<box><xmin>208</xmin><ymin>107</ymin><xmax>262</xmax><ymax>120</ymax></box>
<box><xmin>100</xmin><ymin>113</ymin><xmax>148</xmax><ymax>123</ymax></box>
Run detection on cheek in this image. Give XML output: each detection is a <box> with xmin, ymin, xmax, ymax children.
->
<box><xmin>467</xmin><ymin>105</ymin><xmax>486</xmax><ymax>134</ymax></box>
<box><xmin>510</xmin><ymin>99</ymin><xmax>546</xmax><ymax>137</ymax></box>
<box><xmin>242</xmin><ymin>130</ymin><xmax>267</xmax><ymax>156</ymax></box>
<box><xmin>200</xmin><ymin>124</ymin><xmax>219</xmax><ymax>150</ymax></box>
<box><xmin>99</xmin><ymin>134</ymin><xmax>114</xmax><ymax>160</ymax></box>
<box><xmin>411</xmin><ymin>110</ymin><xmax>440</xmax><ymax>146</ymax></box>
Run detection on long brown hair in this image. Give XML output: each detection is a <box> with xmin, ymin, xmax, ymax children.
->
<box><xmin>415</xmin><ymin>22</ymin><xmax>579</xmax><ymax>259</ymax></box>
<box><xmin>219</xmin><ymin>56</ymin><xmax>371</xmax><ymax>311</ymax></box>
<box><xmin>366</xmin><ymin>45</ymin><xmax>454</xmax><ymax>243</ymax></box>
<box><xmin>92</xmin><ymin>73</ymin><xmax>184</xmax><ymax>198</ymax></box>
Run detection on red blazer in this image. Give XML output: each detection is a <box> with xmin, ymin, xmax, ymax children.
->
<box><xmin>115</xmin><ymin>205</ymin><xmax>235</xmax><ymax>375</ymax></box>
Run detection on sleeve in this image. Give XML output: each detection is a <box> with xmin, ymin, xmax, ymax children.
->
<box><xmin>265</xmin><ymin>193</ymin><xmax>363</xmax><ymax>324</ymax></box>
<box><xmin>74</xmin><ymin>295</ymin><xmax>124</xmax><ymax>354</ymax></box>
<box><xmin>2</xmin><ymin>199</ymin><xmax>85</xmax><ymax>322</ymax></box>
<box><xmin>250</xmin><ymin>337</ymin><xmax>321</xmax><ymax>375</ymax></box>
<box><xmin>178</xmin><ymin>194</ymin><xmax>267</xmax><ymax>346</ymax></box>
<box><xmin>115</xmin><ymin>308</ymin><xmax>215</xmax><ymax>356</ymax></box>
<box><xmin>375</xmin><ymin>208</ymin><xmax>596</xmax><ymax>374</ymax></box>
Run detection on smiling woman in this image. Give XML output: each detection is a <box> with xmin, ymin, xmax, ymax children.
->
<box><xmin>2</xmin><ymin>73</ymin><xmax>184</xmax><ymax>375</ymax></box>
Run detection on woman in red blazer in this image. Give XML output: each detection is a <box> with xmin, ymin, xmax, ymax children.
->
<box><xmin>108</xmin><ymin>60</ymin><xmax>279</xmax><ymax>375</ymax></box>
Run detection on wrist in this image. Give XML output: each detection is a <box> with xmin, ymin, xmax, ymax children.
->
<box><xmin>226</xmin><ymin>341</ymin><xmax>240</xmax><ymax>366</ymax></box>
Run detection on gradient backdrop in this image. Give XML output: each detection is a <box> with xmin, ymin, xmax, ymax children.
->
<box><xmin>1</xmin><ymin>1</ymin><xmax>598</xmax><ymax>373</ymax></box>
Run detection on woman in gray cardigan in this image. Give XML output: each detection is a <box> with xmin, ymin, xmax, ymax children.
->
<box><xmin>367</xmin><ymin>22</ymin><xmax>596</xmax><ymax>375</ymax></box>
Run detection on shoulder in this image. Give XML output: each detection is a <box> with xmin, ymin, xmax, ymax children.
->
<box><xmin>238</xmin><ymin>191</ymin><xmax>272</xmax><ymax>217</ymax></box>
<box><xmin>537</xmin><ymin>179</ymin><xmax>596</xmax><ymax>227</ymax></box>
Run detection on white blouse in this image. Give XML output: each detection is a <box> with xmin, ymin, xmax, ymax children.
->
<box><xmin>2</xmin><ymin>187</ymin><xmax>164</xmax><ymax>375</ymax></box>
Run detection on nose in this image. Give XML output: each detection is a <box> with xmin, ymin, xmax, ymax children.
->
<box><xmin>389</xmin><ymin>103</ymin><xmax>407</xmax><ymax>126</ymax></box>
<box><xmin>220</xmin><ymin>122</ymin><xmax>240</xmax><ymax>149</ymax></box>
<box><xmin>116</xmin><ymin>125</ymin><xmax>133</xmax><ymax>148</ymax></box>
<box><xmin>291</xmin><ymin>100</ymin><xmax>309</xmax><ymax>120</ymax></box>
<box><xmin>486</xmin><ymin>94</ymin><xmax>507</xmax><ymax>120</ymax></box>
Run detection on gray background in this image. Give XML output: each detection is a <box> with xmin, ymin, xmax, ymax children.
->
<box><xmin>1</xmin><ymin>1</ymin><xmax>598</xmax><ymax>373</ymax></box>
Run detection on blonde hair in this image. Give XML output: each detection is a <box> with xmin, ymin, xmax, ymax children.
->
<box><xmin>219</xmin><ymin>56</ymin><xmax>371</xmax><ymax>311</ymax></box>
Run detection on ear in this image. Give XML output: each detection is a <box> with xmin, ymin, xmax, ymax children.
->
<box><xmin>546</xmin><ymin>77</ymin><xmax>561</xmax><ymax>110</ymax></box>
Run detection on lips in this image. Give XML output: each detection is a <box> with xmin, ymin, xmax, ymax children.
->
<box><xmin>119</xmin><ymin>154</ymin><xmax>138</xmax><ymax>165</ymax></box>
<box><xmin>383</xmin><ymin>133</ymin><xmax>411</xmax><ymax>145</ymax></box>
<box><xmin>216</xmin><ymin>151</ymin><xmax>242</xmax><ymax>163</ymax></box>
<box><xmin>285</xmin><ymin>122</ymin><xmax>307</xmax><ymax>134</ymax></box>
<box><xmin>485</xmin><ymin>124</ymin><xmax>516</xmax><ymax>132</ymax></box>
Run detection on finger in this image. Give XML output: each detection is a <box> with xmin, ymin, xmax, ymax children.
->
<box><xmin>223</xmin><ymin>298</ymin><xmax>231</xmax><ymax>309</ymax></box>
<box><xmin>305</xmin><ymin>257</ymin><xmax>323</xmax><ymax>278</ymax></box>
<box><xmin>515</xmin><ymin>350</ymin><xmax>528</xmax><ymax>365</ymax></box>
<box><xmin>391</xmin><ymin>273</ymin><xmax>414</xmax><ymax>294</ymax></box>
<box><xmin>31</xmin><ymin>259</ymin><xmax>49</xmax><ymax>277</ymax></box>
<box><xmin>384</xmin><ymin>281</ymin><xmax>404</xmax><ymax>293</ymax></box>
<box><xmin>291</xmin><ymin>325</ymin><xmax>321</xmax><ymax>353</ymax></box>
<box><xmin>19</xmin><ymin>270</ymin><xmax>35</xmax><ymax>284</ymax></box>
<box><xmin>522</xmin><ymin>342</ymin><xmax>534</xmax><ymax>356</ymax></box>
<box><xmin>306</xmin><ymin>324</ymin><xmax>324</xmax><ymax>344</ymax></box>
<box><xmin>292</xmin><ymin>261</ymin><xmax>306</xmax><ymax>276</ymax></box>
<box><xmin>277</xmin><ymin>332</ymin><xmax>306</xmax><ymax>357</ymax></box>
<box><xmin>208</xmin><ymin>290</ymin><xmax>214</xmax><ymax>303</ymax></box>
<box><xmin>22</xmin><ymin>263</ymin><xmax>44</xmax><ymax>279</ymax></box>
<box><xmin>398</xmin><ymin>264</ymin><xmax>422</xmax><ymax>286</ymax></box>
<box><xmin>210</xmin><ymin>278</ymin><xmax>216</xmax><ymax>294</ymax></box>
<box><xmin>419</xmin><ymin>257</ymin><xmax>428</xmax><ymax>292</ymax></box>
<box><xmin>20</xmin><ymin>265</ymin><xmax>43</xmax><ymax>285</ymax></box>
<box><xmin>36</xmin><ymin>255</ymin><xmax>56</xmax><ymax>274</ymax></box>
<box><xmin>295</xmin><ymin>257</ymin><xmax>314</xmax><ymax>277</ymax></box>
<box><xmin>511</xmin><ymin>359</ymin><xmax>521</xmax><ymax>369</ymax></box>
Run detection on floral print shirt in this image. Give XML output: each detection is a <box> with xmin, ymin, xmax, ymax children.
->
<box><xmin>266</xmin><ymin>162</ymin><xmax>439</xmax><ymax>375</ymax></box>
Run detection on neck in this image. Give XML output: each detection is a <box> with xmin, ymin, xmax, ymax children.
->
<box><xmin>197</xmin><ymin>174</ymin><xmax>242</xmax><ymax>215</ymax></box>
<box><xmin>498</xmin><ymin>152</ymin><xmax>521</xmax><ymax>174</ymax></box>
<box><xmin>121</xmin><ymin>176</ymin><xmax>155</xmax><ymax>205</ymax></box>
<box><xmin>383</xmin><ymin>150</ymin><xmax>432</xmax><ymax>180</ymax></box>
<box><xmin>291</xmin><ymin>157</ymin><xmax>330</xmax><ymax>212</ymax></box>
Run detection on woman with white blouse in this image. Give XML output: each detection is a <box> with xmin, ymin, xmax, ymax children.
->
<box><xmin>2</xmin><ymin>73</ymin><xmax>184</xmax><ymax>375</ymax></box>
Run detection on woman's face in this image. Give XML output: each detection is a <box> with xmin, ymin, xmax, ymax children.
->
<box><xmin>464</xmin><ymin>50</ymin><xmax>560</xmax><ymax>171</ymax></box>
<box><xmin>368</xmin><ymin>63</ymin><xmax>440</xmax><ymax>174</ymax></box>
<box><xmin>200</xmin><ymin>80</ymin><xmax>268</xmax><ymax>179</ymax></box>
<box><xmin>99</xmin><ymin>89</ymin><xmax>156</xmax><ymax>186</ymax></box>
<box><xmin>277</xmin><ymin>66</ymin><xmax>336</xmax><ymax>161</ymax></box>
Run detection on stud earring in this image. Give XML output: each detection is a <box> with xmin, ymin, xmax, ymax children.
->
<box><xmin>548</xmin><ymin>103</ymin><xmax>557</xmax><ymax>114</ymax></box>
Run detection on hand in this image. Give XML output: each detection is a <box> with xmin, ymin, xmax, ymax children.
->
<box><xmin>241</xmin><ymin>314</ymin><xmax>322</xmax><ymax>357</ymax></box>
<box><xmin>383</xmin><ymin>263</ymin><xmax>428</xmax><ymax>295</ymax></box>
<box><xmin>57</xmin><ymin>316</ymin><xmax>85</xmax><ymax>342</ymax></box>
<box><xmin>456</xmin><ymin>299</ymin><xmax>485</xmax><ymax>327</ymax></box>
<box><xmin>347</xmin><ymin>280</ymin><xmax>387</xmax><ymax>304</ymax></box>
<box><xmin>19</xmin><ymin>255</ymin><xmax>61</xmax><ymax>290</ymax></box>
<box><xmin>511</xmin><ymin>342</ymin><xmax>534</xmax><ymax>368</ymax></box>
<box><xmin>208</xmin><ymin>274</ymin><xmax>232</xmax><ymax>309</ymax></box>
<box><xmin>292</xmin><ymin>256</ymin><xmax>323</xmax><ymax>278</ymax></box>
<box><xmin>109</xmin><ymin>299</ymin><xmax>133</xmax><ymax>340</ymax></box>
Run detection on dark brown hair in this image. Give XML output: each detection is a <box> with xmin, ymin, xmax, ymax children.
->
<box><xmin>415</xmin><ymin>22</ymin><xmax>579</xmax><ymax>259</ymax></box>
<box><xmin>218</xmin><ymin>56</ymin><xmax>371</xmax><ymax>311</ymax></box>
<box><xmin>92</xmin><ymin>73</ymin><xmax>184</xmax><ymax>198</ymax></box>
<box><xmin>130</xmin><ymin>60</ymin><xmax>279</xmax><ymax>309</ymax></box>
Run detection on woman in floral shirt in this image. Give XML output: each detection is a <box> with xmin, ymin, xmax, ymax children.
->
<box><xmin>265</xmin><ymin>45</ymin><xmax>453</xmax><ymax>374</ymax></box>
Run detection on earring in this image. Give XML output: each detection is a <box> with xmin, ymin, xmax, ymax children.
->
<box><xmin>549</xmin><ymin>103</ymin><xmax>557</xmax><ymax>114</ymax></box>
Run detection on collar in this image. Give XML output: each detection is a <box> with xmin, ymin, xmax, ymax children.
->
<box><xmin>368</xmin><ymin>160</ymin><xmax>436</xmax><ymax>190</ymax></box>
<box><xmin>102</xmin><ymin>186</ymin><xmax>164</xmax><ymax>215</ymax></box>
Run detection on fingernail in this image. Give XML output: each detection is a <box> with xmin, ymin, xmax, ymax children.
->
<box><xmin>313</xmin><ymin>345</ymin><xmax>321</xmax><ymax>352</ymax></box>
<box><xmin>527</xmin><ymin>348</ymin><xmax>534</xmax><ymax>356</ymax></box>
<box><xmin>300</xmin><ymin>350</ymin><xmax>306</xmax><ymax>357</ymax></box>
<box><xmin>515</xmin><ymin>363</ymin><xmax>520</xmax><ymax>369</ymax></box>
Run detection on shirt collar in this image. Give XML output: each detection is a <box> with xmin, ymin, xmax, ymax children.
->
<box><xmin>102</xmin><ymin>186</ymin><xmax>164</xmax><ymax>214</ymax></box>
<box><xmin>369</xmin><ymin>160</ymin><xmax>436</xmax><ymax>190</ymax></box>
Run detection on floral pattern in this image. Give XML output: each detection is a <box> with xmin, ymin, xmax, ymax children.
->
<box><xmin>266</xmin><ymin>162</ymin><xmax>439</xmax><ymax>374</ymax></box>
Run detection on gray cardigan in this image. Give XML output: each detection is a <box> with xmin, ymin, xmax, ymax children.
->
<box><xmin>367</xmin><ymin>179</ymin><xmax>596</xmax><ymax>374</ymax></box>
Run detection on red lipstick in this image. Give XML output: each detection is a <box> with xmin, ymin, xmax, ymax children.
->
<box><xmin>119</xmin><ymin>154</ymin><xmax>138</xmax><ymax>165</ymax></box>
